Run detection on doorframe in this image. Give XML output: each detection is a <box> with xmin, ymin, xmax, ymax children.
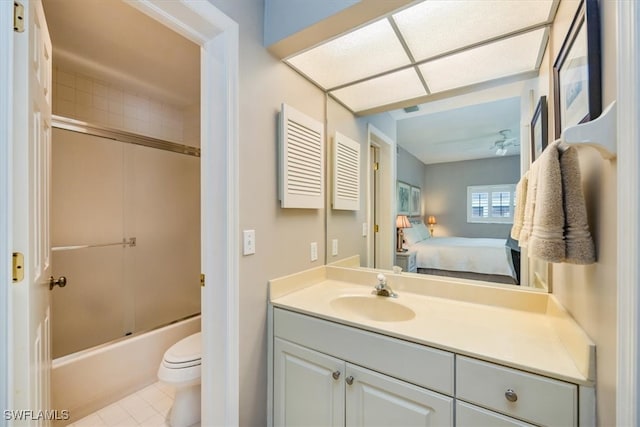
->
<box><xmin>0</xmin><ymin>4</ymin><xmax>13</xmax><ymax>422</ymax></box>
<box><xmin>0</xmin><ymin>1</ymin><xmax>240</xmax><ymax>426</ymax></box>
<box><xmin>616</xmin><ymin>1</ymin><xmax>640</xmax><ymax>424</ymax></box>
<box><xmin>366</xmin><ymin>124</ymin><xmax>396</xmax><ymax>270</ymax></box>
<box><xmin>367</xmin><ymin>144</ymin><xmax>380</xmax><ymax>268</ymax></box>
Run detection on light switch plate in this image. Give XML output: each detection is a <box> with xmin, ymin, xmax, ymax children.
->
<box><xmin>310</xmin><ymin>242</ymin><xmax>318</xmax><ymax>261</ymax></box>
<box><xmin>243</xmin><ymin>230</ymin><xmax>255</xmax><ymax>255</ymax></box>
<box><xmin>332</xmin><ymin>239</ymin><xmax>338</xmax><ymax>256</ymax></box>
<box><xmin>362</xmin><ymin>223</ymin><xmax>368</xmax><ymax>237</ymax></box>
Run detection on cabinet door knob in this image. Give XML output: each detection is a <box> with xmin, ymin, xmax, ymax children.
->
<box><xmin>345</xmin><ymin>376</ymin><xmax>354</xmax><ymax>385</ymax></box>
<box><xmin>332</xmin><ymin>371</ymin><xmax>341</xmax><ymax>380</ymax></box>
<box><xmin>505</xmin><ymin>389</ymin><xmax>518</xmax><ymax>402</ymax></box>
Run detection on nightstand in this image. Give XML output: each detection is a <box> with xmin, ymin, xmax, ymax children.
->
<box><xmin>395</xmin><ymin>250</ymin><xmax>417</xmax><ymax>273</ymax></box>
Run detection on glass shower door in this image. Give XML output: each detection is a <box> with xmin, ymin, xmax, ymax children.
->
<box><xmin>51</xmin><ymin>126</ymin><xmax>201</xmax><ymax>358</ymax></box>
<box><xmin>51</xmin><ymin>128</ymin><xmax>127</xmax><ymax>358</ymax></box>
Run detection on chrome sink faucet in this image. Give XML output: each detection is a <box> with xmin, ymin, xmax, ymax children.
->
<box><xmin>373</xmin><ymin>273</ymin><xmax>397</xmax><ymax>298</ymax></box>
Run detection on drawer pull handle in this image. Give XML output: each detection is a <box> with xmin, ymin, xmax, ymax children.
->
<box><xmin>345</xmin><ymin>376</ymin><xmax>354</xmax><ymax>385</ymax></box>
<box><xmin>332</xmin><ymin>371</ymin><xmax>341</xmax><ymax>380</ymax></box>
<box><xmin>505</xmin><ymin>389</ymin><xmax>518</xmax><ymax>402</ymax></box>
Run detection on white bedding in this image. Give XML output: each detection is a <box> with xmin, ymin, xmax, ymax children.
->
<box><xmin>408</xmin><ymin>237</ymin><xmax>515</xmax><ymax>278</ymax></box>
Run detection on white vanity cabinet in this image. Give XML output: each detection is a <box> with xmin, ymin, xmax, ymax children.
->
<box><xmin>271</xmin><ymin>307</ymin><xmax>587</xmax><ymax>427</ymax></box>
<box><xmin>274</xmin><ymin>338</ymin><xmax>453</xmax><ymax>426</ymax></box>
<box><xmin>269</xmin><ymin>267</ymin><xmax>595</xmax><ymax>426</ymax></box>
<box><xmin>272</xmin><ymin>308</ymin><xmax>455</xmax><ymax>426</ymax></box>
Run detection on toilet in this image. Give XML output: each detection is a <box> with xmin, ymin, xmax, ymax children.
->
<box><xmin>158</xmin><ymin>332</ymin><xmax>202</xmax><ymax>427</ymax></box>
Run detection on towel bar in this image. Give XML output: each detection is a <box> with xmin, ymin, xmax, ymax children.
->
<box><xmin>561</xmin><ymin>101</ymin><xmax>617</xmax><ymax>160</ymax></box>
<box><xmin>51</xmin><ymin>237</ymin><xmax>137</xmax><ymax>252</ymax></box>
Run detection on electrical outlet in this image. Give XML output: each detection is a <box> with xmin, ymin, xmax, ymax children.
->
<box><xmin>362</xmin><ymin>223</ymin><xmax>368</xmax><ymax>237</ymax></box>
<box><xmin>332</xmin><ymin>239</ymin><xmax>338</xmax><ymax>256</ymax></box>
<box><xmin>310</xmin><ymin>242</ymin><xmax>318</xmax><ymax>262</ymax></box>
<box><xmin>243</xmin><ymin>230</ymin><xmax>255</xmax><ymax>255</ymax></box>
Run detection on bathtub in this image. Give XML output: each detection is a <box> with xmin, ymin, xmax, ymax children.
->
<box><xmin>51</xmin><ymin>315</ymin><xmax>200</xmax><ymax>425</ymax></box>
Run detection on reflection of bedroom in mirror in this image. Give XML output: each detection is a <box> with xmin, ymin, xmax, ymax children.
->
<box><xmin>395</xmin><ymin>96</ymin><xmax>524</xmax><ymax>286</ymax></box>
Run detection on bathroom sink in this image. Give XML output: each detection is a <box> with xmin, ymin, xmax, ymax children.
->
<box><xmin>329</xmin><ymin>295</ymin><xmax>416</xmax><ymax>322</ymax></box>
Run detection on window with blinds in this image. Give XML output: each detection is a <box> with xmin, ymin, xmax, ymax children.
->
<box><xmin>467</xmin><ymin>184</ymin><xmax>516</xmax><ymax>224</ymax></box>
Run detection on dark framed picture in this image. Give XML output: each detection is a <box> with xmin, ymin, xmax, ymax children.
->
<box><xmin>552</xmin><ymin>0</ymin><xmax>601</xmax><ymax>139</ymax></box>
<box><xmin>530</xmin><ymin>96</ymin><xmax>548</xmax><ymax>161</ymax></box>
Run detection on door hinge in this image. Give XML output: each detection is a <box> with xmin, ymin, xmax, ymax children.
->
<box><xmin>373</xmin><ymin>162</ymin><xmax>379</xmax><ymax>171</ymax></box>
<box><xmin>374</xmin><ymin>224</ymin><xmax>379</xmax><ymax>233</ymax></box>
<box><xmin>200</xmin><ymin>273</ymin><xmax>205</xmax><ymax>287</ymax></box>
<box><xmin>13</xmin><ymin>2</ymin><xmax>24</xmax><ymax>33</ymax></box>
<box><xmin>12</xmin><ymin>252</ymin><xmax>24</xmax><ymax>283</ymax></box>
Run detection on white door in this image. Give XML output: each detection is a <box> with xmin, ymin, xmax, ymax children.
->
<box><xmin>345</xmin><ymin>364</ymin><xmax>453</xmax><ymax>427</ymax></box>
<box><xmin>273</xmin><ymin>338</ymin><xmax>345</xmax><ymax>427</ymax></box>
<box><xmin>12</xmin><ymin>0</ymin><xmax>53</xmax><ymax>421</ymax></box>
<box><xmin>369</xmin><ymin>145</ymin><xmax>380</xmax><ymax>268</ymax></box>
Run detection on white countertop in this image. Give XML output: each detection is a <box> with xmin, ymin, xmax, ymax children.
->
<box><xmin>269</xmin><ymin>266</ymin><xmax>595</xmax><ymax>386</ymax></box>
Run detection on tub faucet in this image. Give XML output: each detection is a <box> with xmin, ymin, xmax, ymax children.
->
<box><xmin>373</xmin><ymin>273</ymin><xmax>397</xmax><ymax>298</ymax></box>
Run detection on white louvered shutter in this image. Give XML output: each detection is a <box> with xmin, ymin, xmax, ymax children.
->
<box><xmin>333</xmin><ymin>132</ymin><xmax>360</xmax><ymax>211</ymax></box>
<box><xmin>279</xmin><ymin>103</ymin><xmax>324</xmax><ymax>209</ymax></box>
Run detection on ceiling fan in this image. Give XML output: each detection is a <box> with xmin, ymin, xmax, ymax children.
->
<box><xmin>491</xmin><ymin>129</ymin><xmax>519</xmax><ymax>156</ymax></box>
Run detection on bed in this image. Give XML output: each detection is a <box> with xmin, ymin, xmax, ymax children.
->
<box><xmin>402</xmin><ymin>222</ymin><xmax>517</xmax><ymax>284</ymax></box>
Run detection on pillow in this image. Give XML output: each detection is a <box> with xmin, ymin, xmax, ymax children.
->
<box><xmin>412</xmin><ymin>222</ymin><xmax>431</xmax><ymax>241</ymax></box>
<box><xmin>402</xmin><ymin>226</ymin><xmax>422</xmax><ymax>246</ymax></box>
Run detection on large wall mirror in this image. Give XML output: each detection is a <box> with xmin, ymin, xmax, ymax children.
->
<box><xmin>326</xmin><ymin>80</ymin><xmax>551</xmax><ymax>291</ymax></box>
<box><xmin>316</xmin><ymin>1</ymin><xmax>560</xmax><ymax>292</ymax></box>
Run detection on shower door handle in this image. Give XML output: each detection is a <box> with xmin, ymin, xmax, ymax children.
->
<box><xmin>49</xmin><ymin>276</ymin><xmax>67</xmax><ymax>290</ymax></box>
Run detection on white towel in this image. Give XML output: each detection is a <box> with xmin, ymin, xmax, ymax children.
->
<box><xmin>529</xmin><ymin>140</ymin><xmax>566</xmax><ymax>262</ymax></box>
<box><xmin>518</xmin><ymin>160</ymin><xmax>539</xmax><ymax>247</ymax></box>
<box><xmin>560</xmin><ymin>144</ymin><xmax>596</xmax><ymax>264</ymax></box>
<box><xmin>510</xmin><ymin>171</ymin><xmax>528</xmax><ymax>240</ymax></box>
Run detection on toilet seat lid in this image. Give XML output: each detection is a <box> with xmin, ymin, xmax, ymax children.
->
<box><xmin>163</xmin><ymin>332</ymin><xmax>201</xmax><ymax>365</ymax></box>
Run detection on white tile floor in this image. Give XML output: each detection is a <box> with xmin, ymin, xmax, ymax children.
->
<box><xmin>67</xmin><ymin>382</ymin><xmax>176</xmax><ymax>427</ymax></box>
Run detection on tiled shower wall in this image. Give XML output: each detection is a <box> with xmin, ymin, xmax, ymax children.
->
<box><xmin>52</xmin><ymin>66</ymin><xmax>200</xmax><ymax>147</ymax></box>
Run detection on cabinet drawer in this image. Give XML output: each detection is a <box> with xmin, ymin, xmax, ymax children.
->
<box><xmin>456</xmin><ymin>356</ymin><xmax>577</xmax><ymax>426</ymax></box>
<box><xmin>456</xmin><ymin>401</ymin><xmax>535</xmax><ymax>427</ymax></box>
<box><xmin>275</xmin><ymin>308</ymin><xmax>454</xmax><ymax>395</ymax></box>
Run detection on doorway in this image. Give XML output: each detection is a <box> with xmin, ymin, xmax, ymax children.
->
<box><xmin>367</xmin><ymin>124</ymin><xmax>396</xmax><ymax>270</ymax></box>
<box><xmin>0</xmin><ymin>1</ymin><xmax>239</xmax><ymax>425</ymax></box>
<box><xmin>369</xmin><ymin>145</ymin><xmax>380</xmax><ymax>267</ymax></box>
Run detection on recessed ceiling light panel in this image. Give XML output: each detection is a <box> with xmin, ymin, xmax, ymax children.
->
<box><xmin>286</xmin><ymin>19</ymin><xmax>411</xmax><ymax>90</ymax></box>
<box><xmin>393</xmin><ymin>0</ymin><xmax>554</xmax><ymax>61</ymax></box>
<box><xmin>419</xmin><ymin>28</ymin><xmax>546</xmax><ymax>94</ymax></box>
<box><xmin>330</xmin><ymin>68</ymin><xmax>426</xmax><ymax>112</ymax></box>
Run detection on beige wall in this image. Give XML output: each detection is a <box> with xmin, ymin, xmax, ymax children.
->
<box><xmin>397</xmin><ymin>145</ymin><xmax>425</xmax><ymax>189</ymax></box>
<box><xmin>546</xmin><ymin>1</ymin><xmax>618</xmax><ymax>425</ymax></box>
<box><xmin>206</xmin><ymin>1</ymin><xmax>328</xmax><ymax>424</ymax></box>
<box><xmin>326</xmin><ymin>97</ymin><xmax>369</xmax><ymax>264</ymax></box>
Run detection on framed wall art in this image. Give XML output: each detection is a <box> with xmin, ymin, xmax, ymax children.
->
<box><xmin>397</xmin><ymin>181</ymin><xmax>410</xmax><ymax>215</ymax></box>
<box><xmin>410</xmin><ymin>186</ymin><xmax>421</xmax><ymax>216</ymax></box>
<box><xmin>552</xmin><ymin>0</ymin><xmax>601</xmax><ymax>139</ymax></box>
<box><xmin>530</xmin><ymin>96</ymin><xmax>548</xmax><ymax>161</ymax></box>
